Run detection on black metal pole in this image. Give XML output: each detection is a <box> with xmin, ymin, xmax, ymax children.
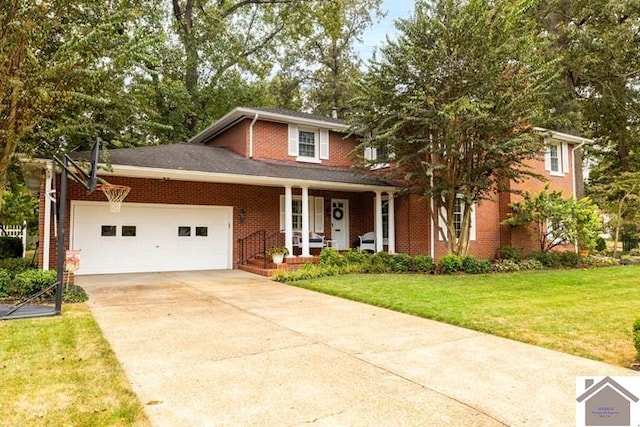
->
<box><xmin>54</xmin><ymin>157</ymin><xmax>68</xmax><ymax>314</ymax></box>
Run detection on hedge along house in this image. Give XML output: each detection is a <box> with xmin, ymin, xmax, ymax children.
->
<box><xmin>35</xmin><ymin>107</ymin><xmax>590</xmax><ymax>276</ymax></box>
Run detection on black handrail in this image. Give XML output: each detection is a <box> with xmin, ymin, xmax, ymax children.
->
<box><xmin>238</xmin><ymin>230</ymin><xmax>284</xmax><ymax>268</ymax></box>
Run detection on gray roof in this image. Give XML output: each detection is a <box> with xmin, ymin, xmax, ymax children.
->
<box><xmin>78</xmin><ymin>143</ymin><xmax>393</xmax><ymax>188</ymax></box>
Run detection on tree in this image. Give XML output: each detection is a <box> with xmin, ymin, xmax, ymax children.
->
<box><xmin>589</xmin><ymin>171</ymin><xmax>640</xmax><ymax>256</ymax></box>
<box><xmin>1</xmin><ymin>0</ymin><xmax>156</xmax><ymax>209</ymax></box>
<box><xmin>351</xmin><ymin>0</ymin><xmax>556</xmax><ymax>256</ymax></box>
<box><xmin>503</xmin><ymin>187</ymin><xmax>601</xmax><ymax>252</ymax></box>
<box><xmin>291</xmin><ymin>0</ymin><xmax>383</xmax><ymax>118</ymax></box>
<box><xmin>154</xmin><ymin>0</ymin><xmax>314</xmax><ymax>138</ymax></box>
<box><xmin>532</xmin><ymin>1</ymin><xmax>640</xmax><ymax>187</ymax></box>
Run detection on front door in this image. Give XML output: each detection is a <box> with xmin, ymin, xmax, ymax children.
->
<box><xmin>331</xmin><ymin>199</ymin><xmax>349</xmax><ymax>250</ymax></box>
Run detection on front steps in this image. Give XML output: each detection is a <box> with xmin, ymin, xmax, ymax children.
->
<box><xmin>238</xmin><ymin>254</ymin><xmax>319</xmax><ymax>277</ymax></box>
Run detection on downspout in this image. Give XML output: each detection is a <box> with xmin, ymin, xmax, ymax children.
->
<box><xmin>429</xmin><ymin>133</ymin><xmax>436</xmax><ymax>259</ymax></box>
<box><xmin>43</xmin><ymin>161</ymin><xmax>53</xmax><ymax>270</ymax></box>
<box><xmin>248</xmin><ymin>113</ymin><xmax>259</xmax><ymax>159</ymax></box>
<box><xmin>571</xmin><ymin>140</ymin><xmax>586</xmax><ymax>253</ymax></box>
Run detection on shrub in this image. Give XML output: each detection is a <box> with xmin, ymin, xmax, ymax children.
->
<box><xmin>11</xmin><ymin>269</ymin><xmax>57</xmax><ymax>298</ymax></box>
<box><xmin>629</xmin><ymin>248</ymin><xmax>640</xmax><ymax>257</ymax></box>
<box><xmin>495</xmin><ymin>246</ymin><xmax>524</xmax><ymax>262</ymax></box>
<box><xmin>531</xmin><ymin>251</ymin><xmax>561</xmax><ymax>268</ymax></box>
<box><xmin>0</xmin><ymin>258</ymin><xmax>33</xmax><ymax>277</ymax></box>
<box><xmin>634</xmin><ymin>318</ymin><xmax>640</xmax><ymax>362</ymax></box>
<box><xmin>557</xmin><ymin>251</ymin><xmax>581</xmax><ymax>267</ymax></box>
<box><xmin>62</xmin><ymin>284</ymin><xmax>89</xmax><ymax>303</ymax></box>
<box><xmin>414</xmin><ymin>255</ymin><xmax>434</xmax><ymax>273</ymax></box>
<box><xmin>319</xmin><ymin>249</ymin><xmax>345</xmax><ymax>267</ymax></box>
<box><xmin>517</xmin><ymin>259</ymin><xmax>543</xmax><ymax>271</ymax></box>
<box><xmin>461</xmin><ymin>256</ymin><xmax>491</xmax><ymax>274</ymax></box>
<box><xmin>595</xmin><ymin>237</ymin><xmax>607</xmax><ymax>252</ymax></box>
<box><xmin>582</xmin><ymin>255</ymin><xmax>619</xmax><ymax>267</ymax></box>
<box><xmin>0</xmin><ymin>269</ymin><xmax>10</xmax><ymax>297</ymax></box>
<box><xmin>438</xmin><ymin>254</ymin><xmax>462</xmax><ymax>274</ymax></box>
<box><xmin>0</xmin><ymin>237</ymin><xmax>22</xmax><ymax>259</ymax></box>
<box><xmin>342</xmin><ymin>249</ymin><xmax>369</xmax><ymax>266</ymax></box>
<box><xmin>492</xmin><ymin>259</ymin><xmax>520</xmax><ymax>272</ymax></box>
<box><xmin>367</xmin><ymin>252</ymin><xmax>394</xmax><ymax>273</ymax></box>
<box><xmin>390</xmin><ymin>253</ymin><xmax>413</xmax><ymax>273</ymax></box>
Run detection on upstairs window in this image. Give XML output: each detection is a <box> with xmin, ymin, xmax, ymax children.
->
<box><xmin>288</xmin><ymin>125</ymin><xmax>329</xmax><ymax>163</ymax></box>
<box><xmin>545</xmin><ymin>140</ymin><xmax>568</xmax><ymax>176</ymax></box>
<box><xmin>364</xmin><ymin>144</ymin><xmax>393</xmax><ymax>169</ymax></box>
<box><xmin>298</xmin><ymin>130</ymin><xmax>316</xmax><ymax>158</ymax></box>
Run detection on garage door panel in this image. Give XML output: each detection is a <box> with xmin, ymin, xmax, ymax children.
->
<box><xmin>71</xmin><ymin>203</ymin><xmax>232</xmax><ymax>275</ymax></box>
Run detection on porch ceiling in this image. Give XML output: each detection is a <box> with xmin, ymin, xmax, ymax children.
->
<box><xmin>76</xmin><ymin>143</ymin><xmax>397</xmax><ymax>192</ymax></box>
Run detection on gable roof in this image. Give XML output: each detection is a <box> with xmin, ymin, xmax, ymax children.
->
<box><xmin>78</xmin><ymin>143</ymin><xmax>394</xmax><ymax>191</ymax></box>
<box><xmin>576</xmin><ymin>376</ymin><xmax>639</xmax><ymax>403</ymax></box>
<box><xmin>189</xmin><ymin>107</ymin><xmax>350</xmax><ymax>145</ymax></box>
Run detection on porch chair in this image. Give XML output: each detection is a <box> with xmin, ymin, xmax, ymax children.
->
<box><xmin>293</xmin><ymin>232</ymin><xmax>325</xmax><ymax>249</ymax></box>
<box><xmin>358</xmin><ymin>231</ymin><xmax>376</xmax><ymax>252</ymax></box>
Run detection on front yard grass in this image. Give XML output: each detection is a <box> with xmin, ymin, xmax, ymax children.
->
<box><xmin>0</xmin><ymin>304</ymin><xmax>149</xmax><ymax>426</ymax></box>
<box><xmin>290</xmin><ymin>265</ymin><xmax>640</xmax><ymax>367</ymax></box>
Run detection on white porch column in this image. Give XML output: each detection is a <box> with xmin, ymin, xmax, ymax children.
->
<box><xmin>387</xmin><ymin>192</ymin><xmax>396</xmax><ymax>254</ymax></box>
<box><xmin>284</xmin><ymin>185</ymin><xmax>294</xmax><ymax>257</ymax></box>
<box><xmin>301</xmin><ymin>186</ymin><xmax>311</xmax><ymax>257</ymax></box>
<box><xmin>375</xmin><ymin>191</ymin><xmax>384</xmax><ymax>253</ymax></box>
<box><xmin>43</xmin><ymin>163</ymin><xmax>53</xmax><ymax>270</ymax></box>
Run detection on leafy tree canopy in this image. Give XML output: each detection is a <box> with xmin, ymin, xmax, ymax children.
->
<box><xmin>351</xmin><ymin>0</ymin><xmax>557</xmax><ymax>256</ymax></box>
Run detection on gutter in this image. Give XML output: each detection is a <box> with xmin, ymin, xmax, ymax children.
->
<box><xmin>249</xmin><ymin>113</ymin><xmax>259</xmax><ymax>159</ymax></box>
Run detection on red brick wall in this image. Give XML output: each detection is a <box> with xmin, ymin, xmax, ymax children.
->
<box><xmin>220</xmin><ymin>120</ymin><xmax>358</xmax><ymax>167</ymax></box>
<box><xmin>205</xmin><ymin>119</ymin><xmax>249</xmax><ymax>157</ymax></box>
<box><xmin>43</xmin><ymin>176</ymin><xmax>380</xmax><ymax>270</ymax></box>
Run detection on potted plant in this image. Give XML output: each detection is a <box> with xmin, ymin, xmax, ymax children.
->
<box><xmin>266</xmin><ymin>246</ymin><xmax>289</xmax><ymax>264</ymax></box>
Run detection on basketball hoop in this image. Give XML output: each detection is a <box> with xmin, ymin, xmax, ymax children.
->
<box><xmin>98</xmin><ymin>183</ymin><xmax>131</xmax><ymax>213</ymax></box>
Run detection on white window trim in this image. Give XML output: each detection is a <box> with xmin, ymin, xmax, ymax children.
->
<box><xmin>437</xmin><ymin>198</ymin><xmax>476</xmax><ymax>242</ymax></box>
<box><xmin>364</xmin><ymin>146</ymin><xmax>392</xmax><ymax>169</ymax></box>
<box><xmin>280</xmin><ymin>195</ymin><xmax>324</xmax><ymax>233</ymax></box>
<box><xmin>544</xmin><ymin>140</ymin><xmax>569</xmax><ymax>177</ymax></box>
<box><xmin>288</xmin><ymin>124</ymin><xmax>329</xmax><ymax>164</ymax></box>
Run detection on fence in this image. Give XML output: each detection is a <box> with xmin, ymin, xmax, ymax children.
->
<box><xmin>0</xmin><ymin>221</ymin><xmax>28</xmax><ymax>257</ymax></box>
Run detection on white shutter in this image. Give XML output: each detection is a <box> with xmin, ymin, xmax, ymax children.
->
<box><xmin>544</xmin><ymin>148</ymin><xmax>551</xmax><ymax>171</ymax></box>
<box><xmin>469</xmin><ymin>202</ymin><xmax>476</xmax><ymax>241</ymax></box>
<box><xmin>364</xmin><ymin>147</ymin><xmax>373</xmax><ymax>161</ymax></box>
<box><xmin>319</xmin><ymin>130</ymin><xmax>329</xmax><ymax>160</ymax></box>
<box><xmin>561</xmin><ymin>142</ymin><xmax>569</xmax><ymax>174</ymax></box>
<box><xmin>279</xmin><ymin>195</ymin><xmax>285</xmax><ymax>231</ymax></box>
<box><xmin>288</xmin><ymin>125</ymin><xmax>298</xmax><ymax>157</ymax></box>
<box><xmin>438</xmin><ymin>206</ymin><xmax>446</xmax><ymax>241</ymax></box>
<box><xmin>314</xmin><ymin>197</ymin><xmax>324</xmax><ymax>233</ymax></box>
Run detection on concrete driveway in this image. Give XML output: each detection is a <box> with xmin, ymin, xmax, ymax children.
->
<box><xmin>79</xmin><ymin>270</ymin><xmax>636</xmax><ymax>426</ymax></box>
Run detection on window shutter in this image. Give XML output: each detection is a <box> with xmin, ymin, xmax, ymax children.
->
<box><xmin>469</xmin><ymin>203</ymin><xmax>476</xmax><ymax>241</ymax></box>
<box><xmin>561</xmin><ymin>142</ymin><xmax>569</xmax><ymax>174</ymax></box>
<box><xmin>279</xmin><ymin>195</ymin><xmax>285</xmax><ymax>231</ymax></box>
<box><xmin>288</xmin><ymin>125</ymin><xmax>298</xmax><ymax>157</ymax></box>
<box><xmin>438</xmin><ymin>206</ymin><xmax>446</xmax><ymax>241</ymax></box>
<box><xmin>314</xmin><ymin>197</ymin><xmax>324</xmax><ymax>233</ymax></box>
<box><xmin>319</xmin><ymin>130</ymin><xmax>329</xmax><ymax>160</ymax></box>
<box><xmin>544</xmin><ymin>147</ymin><xmax>551</xmax><ymax>171</ymax></box>
<box><xmin>364</xmin><ymin>147</ymin><xmax>373</xmax><ymax>161</ymax></box>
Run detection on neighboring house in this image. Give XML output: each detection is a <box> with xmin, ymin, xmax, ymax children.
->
<box><xmin>34</xmin><ymin>107</ymin><xmax>590</xmax><ymax>275</ymax></box>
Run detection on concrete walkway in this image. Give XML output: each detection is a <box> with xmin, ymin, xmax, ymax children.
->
<box><xmin>78</xmin><ymin>270</ymin><xmax>637</xmax><ymax>426</ymax></box>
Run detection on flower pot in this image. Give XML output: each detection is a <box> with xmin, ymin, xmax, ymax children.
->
<box><xmin>272</xmin><ymin>253</ymin><xmax>284</xmax><ymax>264</ymax></box>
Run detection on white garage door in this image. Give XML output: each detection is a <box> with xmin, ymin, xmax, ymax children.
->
<box><xmin>71</xmin><ymin>202</ymin><xmax>232</xmax><ymax>275</ymax></box>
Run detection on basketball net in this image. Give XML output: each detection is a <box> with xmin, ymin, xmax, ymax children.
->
<box><xmin>98</xmin><ymin>183</ymin><xmax>131</xmax><ymax>213</ymax></box>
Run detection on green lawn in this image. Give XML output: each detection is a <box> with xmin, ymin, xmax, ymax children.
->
<box><xmin>0</xmin><ymin>304</ymin><xmax>149</xmax><ymax>426</ymax></box>
<box><xmin>290</xmin><ymin>266</ymin><xmax>640</xmax><ymax>367</ymax></box>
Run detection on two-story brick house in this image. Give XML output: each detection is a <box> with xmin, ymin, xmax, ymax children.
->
<box><xmin>36</xmin><ymin>107</ymin><xmax>589</xmax><ymax>275</ymax></box>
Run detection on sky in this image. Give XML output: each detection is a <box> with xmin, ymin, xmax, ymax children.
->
<box><xmin>356</xmin><ymin>0</ymin><xmax>415</xmax><ymax>60</ymax></box>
